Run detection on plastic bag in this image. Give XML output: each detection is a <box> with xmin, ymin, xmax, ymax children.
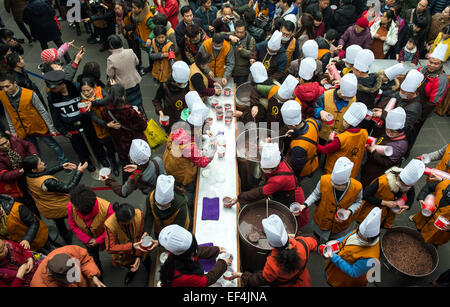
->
<box><xmin>144</xmin><ymin>118</ymin><xmax>168</xmax><ymax>149</ymax></box>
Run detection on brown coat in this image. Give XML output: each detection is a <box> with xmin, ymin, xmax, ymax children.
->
<box><xmin>30</xmin><ymin>245</ymin><xmax>101</xmax><ymax>287</ymax></box>
<box><xmin>4</xmin><ymin>0</ymin><xmax>27</xmax><ymax>23</ymax></box>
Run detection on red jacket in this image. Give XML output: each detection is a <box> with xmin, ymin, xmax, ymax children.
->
<box><xmin>417</xmin><ymin>66</ymin><xmax>449</xmax><ymax>106</ymax></box>
<box><xmin>156</xmin><ymin>0</ymin><xmax>179</xmax><ymax>29</ymax></box>
<box><xmin>294</xmin><ymin>82</ymin><xmax>325</xmax><ymax>119</ymax></box>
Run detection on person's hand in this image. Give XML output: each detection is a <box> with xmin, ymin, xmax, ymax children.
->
<box><xmin>20</xmin><ymin>240</ymin><xmax>30</xmax><ymax>250</ymax></box>
<box><xmin>109</xmin><ymin>79</ymin><xmax>116</xmax><ymax>86</ymax></box>
<box><xmin>237</xmin><ymin>45</ymin><xmax>243</xmax><ymax>51</ymax></box>
<box><xmin>11</xmin><ymin>132</ymin><xmax>18</xmax><ymax>138</ymax></box>
<box><xmin>16</xmin><ymin>263</ymin><xmax>28</xmax><ymax>280</ymax></box>
<box><xmin>229</xmin><ymin>35</ymin><xmax>239</xmax><ymax>44</ymax></box>
<box><xmin>214</xmin><ymin>87</ymin><xmax>222</xmax><ymax>95</ymax></box>
<box><xmin>372</xmin><ymin>108</ymin><xmax>382</xmax><ymax>118</ymax></box>
<box><xmin>63</xmin><ymin>162</ymin><xmax>77</xmax><ymax>170</ymax></box>
<box><xmin>251</xmin><ymin>105</ymin><xmax>259</xmax><ymax>118</ymax></box>
<box><xmin>285</xmin><ymin>129</ymin><xmax>294</xmax><ymax>137</ymax></box>
<box><xmin>107</xmin><ymin>121</ymin><xmax>121</xmax><ymax>130</ymax></box>
<box><xmin>91</xmin><ymin>276</ymin><xmax>106</xmax><ymax>287</ymax></box>
<box><xmin>397</xmin><ymin>204</ymin><xmax>409</xmax><ymax>214</ymax></box>
<box><xmin>130</xmin><ymin>257</ymin><xmax>141</xmax><ymax>272</ymax></box>
<box><xmin>381</xmin><ymin>200</ymin><xmax>397</xmax><ymax>209</ymax></box>
<box><xmin>19</xmin><ymin>168</ymin><xmax>24</xmax><ymax>174</ymax></box>
<box><xmin>411</xmin><ymin>62</ymin><xmax>417</xmax><ymax>67</ymax></box>
<box><xmin>320</xmin><ymin>78</ymin><xmax>329</xmax><ymax>86</ymax></box>
<box><xmin>208</xmin><ymin>70</ymin><xmax>215</xmax><ymax>79</ymax></box>
<box><xmin>25</xmin><ymin>257</ymin><xmax>34</xmax><ymax>274</ymax></box>
<box><xmin>100</xmin><ymin>2</ymin><xmax>109</xmax><ymax>9</ymax></box>
<box><xmin>379</xmin><ymin>36</ymin><xmax>386</xmax><ymax>41</ymax></box>
<box><xmin>86</xmin><ymin>238</ymin><xmax>98</xmax><ymax>248</ymax></box>
<box><xmin>332</xmin><ymin>79</ymin><xmax>340</xmax><ymax>86</ymax></box>
<box><xmin>145</xmin><ymin>39</ymin><xmax>151</xmax><ymax>47</ymax></box>
<box><xmin>64</xmin><ymin>132</ymin><xmax>73</xmax><ymax>138</ymax></box>
<box><xmin>266</xmin><ymin>137</ymin><xmax>271</xmax><ymax>143</ymax></box>
<box><xmin>224</xmin><ymin>271</ymin><xmax>243</xmax><ymax>281</ymax></box>
<box><xmin>320</xmin><ymin>110</ymin><xmax>332</xmax><ymax>122</ymax></box>
<box><xmin>74</xmin><ymin>47</ymin><xmax>85</xmax><ymax>65</ymax></box>
<box><xmin>373</xmin><ymin>33</ymin><xmax>379</xmax><ymax>39</ymax></box>
<box><xmin>429</xmin><ymin>173</ymin><xmax>443</xmax><ymax>182</ymax></box>
<box><xmin>366</xmin><ymin>145</ymin><xmax>376</xmax><ymax>153</ymax></box>
<box><xmin>233</xmin><ymin>110</ymin><xmax>243</xmax><ymax>117</ymax></box>
<box><xmin>224</xmin><ymin>197</ymin><xmax>238</xmax><ymax>208</ymax></box>
<box><xmin>82</xmin><ymin>18</ymin><xmax>90</xmax><ymax>23</ymax></box>
<box><xmin>249</xmin><ymin>59</ymin><xmax>256</xmax><ymax>65</ymax></box>
<box><xmin>223</xmin><ymin>257</ymin><xmax>233</xmax><ymax>266</ymax></box>
<box><xmin>221</xmin><ymin>78</ymin><xmax>227</xmax><ymax>87</ymax></box>
<box><xmin>209</xmin><ymin>25</ymin><xmax>215</xmax><ymax>33</ymax></box>
<box><xmin>219</xmin><ymin>247</ymin><xmax>228</xmax><ymax>254</ymax></box>
<box><xmin>336</xmin><ymin>45</ymin><xmax>343</xmax><ymax>50</ymax></box>
<box><xmin>77</xmin><ymin>162</ymin><xmax>88</xmax><ymax>172</ymax></box>
<box><xmin>288</xmin><ymin>233</ymin><xmax>295</xmax><ymax>239</ymax></box>
<box><xmin>162</xmin><ymin>52</ymin><xmax>169</xmax><ymax>58</ymax></box>
<box><xmin>123</xmin><ymin>164</ymin><xmax>138</xmax><ymax>173</ymax></box>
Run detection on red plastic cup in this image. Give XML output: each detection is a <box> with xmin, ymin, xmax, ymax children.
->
<box><xmin>434</xmin><ymin>216</ymin><xmax>450</xmax><ymax>230</ymax></box>
<box><xmin>225</xmin><ymin>116</ymin><xmax>232</xmax><ymax>125</ymax></box>
<box><xmin>78</xmin><ymin>102</ymin><xmax>89</xmax><ymax>113</ymax></box>
<box><xmin>329</xmin><ymin>131</ymin><xmax>337</xmax><ymax>141</ymax></box>
<box><xmin>373</xmin><ymin>117</ymin><xmax>384</xmax><ymax>128</ymax></box>
<box><xmin>422</xmin><ymin>194</ymin><xmax>435</xmax><ymax>217</ymax></box>
<box><xmin>160</xmin><ymin>115</ymin><xmax>169</xmax><ymax>126</ymax></box>
<box><xmin>211</xmin><ymin>99</ymin><xmax>220</xmax><ymax>108</ymax></box>
<box><xmin>224</xmin><ymin>103</ymin><xmax>232</xmax><ymax>111</ymax></box>
<box><xmin>223</xmin><ymin>87</ymin><xmax>231</xmax><ymax>96</ymax></box>
<box><xmin>327</xmin><ymin>240</ymin><xmax>340</xmax><ymax>253</ymax></box>
<box><xmin>365</xmin><ymin>110</ymin><xmax>373</xmax><ymax>121</ymax></box>
<box><xmin>367</xmin><ymin>136</ymin><xmax>377</xmax><ymax>147</ymax></box>
<box><xmin>216</xmin><ymin>111</ymin><xmax>224</xmax><ymax>120</ymax></box>
<box><xmin>319</xmin><ymin>244</ymin><xmax>332</xmax><ymax>258</ymax></box>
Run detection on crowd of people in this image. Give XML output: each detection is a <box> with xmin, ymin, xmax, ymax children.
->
<box><xmin>0</xmin><ymin>0</ymin><xmax>449</xmax><ymax>288</ymax></box>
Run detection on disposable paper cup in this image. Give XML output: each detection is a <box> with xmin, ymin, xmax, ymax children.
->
<box><xmin>335</xmin><ymin>209</ymin><xmax>349</xmax><ymax>222</ymax></box>
<box><xmin>375</xmin><ymin>145</ymin><xmax>393</xmax><ymax>157</ymax></box>
<box><xmin>223</xmin><ymin>197</ymin><xmax>233</xmax><ymax>207</ymax></box>
<box><xmin>205</xmin><ymin>117</ymin><xmax>213</xmax><ymax>126</ymax></box>
<box><xmin>160</xmin><ymin>252</ymin><xmax>168</xmax><ymax>265</ymax></box>
<box><xmin>319</xmin><ymin>244</ymin><xmax>327</xmax><ymax>255</ymax></box>
<box><xmin>418</xmin><ymin>154</ymin><xmax>431</xmax><ymax>164</ymax></box>
<box><xmin>391</xmin><ymin>205</ymin><xmax>401</xmax><ymax>214</ymax></box>
<box><xmin>329</xmin><ymin>131</ymin><xmax>337</xmax><ymax>141</ymax></box>
<box><xmin>223</xmin><ymin>88</ymin><xmax>232</xmax><ymax>96</ymax></box>
<box><xmin>422</xmin><ymin>194</ymin><xmax>435</xmax><ymax>217</ymax></box>
<box><xmin>140</xmin><ymin>235</ymin><xmax>153</xmax><ymax>249</ymax></box>
<box><xmin>211</xmin><ymin>99</ymin><xmax>220</xmax><ymax>108</ymax></box>
<box><xmin>323</xmin><ymin>246</ymin><xmax>333</xmax><ymax>258</ymax></box>
<box><xmin>434</xmin><ymin>216</ymin><xmax>450</xmax><ymax>230</ymax></box>
<box><xmin>395</xmin><ymin>195</ymin><xmax>406</xmax><ymax>207</ymax></box>
<box><xmin>218</xmin><ymin>146</ymin><xmax>226</xmax><ymax>158</ymax></box>
<box><xmin>290</xmin><ymin>202</ymin><xmax>302</xmax><ymax>216</ymax></box>
<box><xmin>327</xmin><ymin>240</ymin><xmax>340</xmax><ymax>253</ymax></box>
<box><xmin>325</xmin><ymin>114</ymin><xmax>334</xmax><ymax>125</ymax></box>
<box><xmin>216</xmin><ymin>110</ymin><xmax>224</xmax><ymax>120</ymax></box>
<box><xmin>367</xmin><ymin>136</ymin><xmax>377</xmax><ymax>146</ymax></box>
<box><xmin>77</xmin><ymin>102</ymin><xmax>89</xmax><ymax>113</ymax></box>
<box><xmin>99</xmin><ymin>167</ymin><xmax>111</xmax><ymax>180</ymax></box>
<box><xmin>160</xmin><ymin>115</ymin><xmax>169</xmax><ymax>126</ymax></box>
<box><xmin>225</xmin><ymin>116</ymin><xmax>232</xmax><ymax>125</ymax></box>
<box><xmin>224</xmin><ymin>103</ymin><xmax>232</xmax><ymax>111</ymax></box>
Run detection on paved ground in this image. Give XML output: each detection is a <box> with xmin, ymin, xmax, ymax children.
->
<box><xmin>1</xmin><ymin>1</ymin><xmax>449</xmax><ymax>287</ymax></box>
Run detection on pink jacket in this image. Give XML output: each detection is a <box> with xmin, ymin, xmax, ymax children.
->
<box><xmin>68</xmin><ymin>200</ymin><xmax>114</xmax><ymax>246</ymax></box>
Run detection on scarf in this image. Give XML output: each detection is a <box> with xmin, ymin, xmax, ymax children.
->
<box><xmin>7</xmin><ymin>147</ymin><xmax>22</xmax><ymax>170</ymax></box>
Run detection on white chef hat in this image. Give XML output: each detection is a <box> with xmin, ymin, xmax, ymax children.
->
<box><xmin>185</xmin><ymin>91</ymin><xmax>203</xmax><ymax>110</ymax></box>
<box><xmin>359</xmin><ymin>207</ymin><xmax>382</xmax><ymax>238</ymax></box>
<box><xmin>172</xmin><ymin>61</ymin><xmax>190</xmax><ymax>83</ymax></box>
<box><xmin>281</xmin><ymin>100</ymin><xmax>302</xmax><ymax>126</ymax></box>
<box><xmin>430</xmin><ymin>43</ymin><xmax>448</xmax><ymax>62</ymax></box>
<box><xmin>298</xmin><ymin>57</ymin><xmax>317</xmax><ymax>81</ymax></box>
<box><xmin>155</xmin><ymin>175</ymin><xmax>175</xmax><ymax>205</ymax></box>
<box><xmin>302</xmin><ymin>40</ymin><xmax>319</xmax><ymax>59</ymax></box>
<box><xmin>384</xmin><ymin>63</ymin><xmax>406</xmax><ymax>81</ymax></box>
<box><xmin>331</xmin><ymin>157</ymin><xmax>354</xmax><ymax>185</ymax></box>
<box><xmin>268</xmin><ymin>30</ymin><xmax>282</xmax><ymax>51</ymax></box>
<box><xmin>250</xmin><ymin>61</ymin><xmax>268</xmax><ymax>83</ymax></box>
<box><xmin>353</xmin><ymin>49</ymin><xmax>375</xmax><ymax>73</ymax></box>
<box><xmin>277</xmin><ymin>75</ymin><xmax>299</xmax><ymax>100</ymax></box>
<box><xmin>159</xmin><ymin>224</ymin><xmax>193</xmax><ymax>255</ymax></box>
<box><xmin>129</xmin><ymin>139</ymin><xmax>151</xmax><ymax>165</ymax></box>
<box><xmin>187</xmin><ymin>102</ymin><xmax>208</xmax><ymax>126</ymax></box>
<box><xmin>340</xmin><ymin>73</ymin><xmax>358</xmax><ymax>97</ymax></box>
<box><xmin>343</xmin><ymin>102</ymin><xmax>367</xmax><ymax>127</ymax></box>
<box><xmin>345</xmin><ymin>45</ymin><xmax>363</xmax><ymax>65</ymax></box>
<box><xmin>399</xmin><ymin>159</ymin><xmax>425</xmax><ymax>186</ymax></box>
<box><xmin>386</xmin><ymin>107</ymin><xmax>406</xmax><ymax>130</ymax></box>
<box><xmin>262</xmin><ymin>214</ymin><xmax>289</xmax><ymax>248</ymax></box>
<box><xmin>260</xmin><ymin>143</ymin><xmax>281</xmax><ymax>169</ymax></box>
<box><xmin>283</xmin><ymin>14</ymin><xmax>298</xmax><ymax>27</ymax></box>
<box><xmin>400</xmin><ymin>69</ymin><xmax>424</xmax><ymax>93</ymax></box>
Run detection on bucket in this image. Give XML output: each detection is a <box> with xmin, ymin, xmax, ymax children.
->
<box><xmin>236</xmin><ymin>81</ymin><xmax>252</xmax><ymax>107</ymax></box>
<box><xmin>238</xmin><ymin>199</ymin><xmax>297</xmax><ymax>272</ymax></box>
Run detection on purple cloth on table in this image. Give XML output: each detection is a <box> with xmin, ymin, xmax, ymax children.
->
<box><xmin>198</xmin><ymin>242</ymin><xmax>216</xmax><ymax>272</ymax></box>
<box><xmin>202</xmin><ymin>197</ymin><xmax>220</xmax><ymax>220</ymax></box>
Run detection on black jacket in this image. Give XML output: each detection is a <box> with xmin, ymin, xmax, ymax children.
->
<box><xmin>23</xmin><ymin>0</ymin><xmax>61</xmax><ymax>42</ymax></box>
<box><xmin>247</xmin><ymin>23</ymin><xmax>266</xmax><ymax>43</ymax></box>
<box><xmin>316</xmin><ymin>36</ymin><xmax>332</xmax><ymax>73</ymax></box>
<box><xmin>0</xmin><ymin>194</ymin><xmax>40</xmax><ymax>244</ymax></box>
<box><xmin>356</xmin><ymin>73</ymin><xmax>383</xmax><ymax>110</ymax></box>
<box><xmin>305</xmin><ymin>3</ymin><xmax>333</xmax><ymax>31</ymax></box>
<box><xmin>25</xmin><ymin>164</ymin><xmax>83</xmax><ymax>194</ymax></box>
<box><xmin>331</xmin><ymin>3</ymin><xmax>357</xmax><ymax>38</ymax></box>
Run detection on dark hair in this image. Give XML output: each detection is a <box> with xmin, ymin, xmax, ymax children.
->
<box><xmin>282</xmin><ymin>20</ymin><xmax>296</xmax><ymax>33</ymax></box>
<box><xmin>312</xmin><ymin>10</ymin><xmax>323</xmax><ymax>22</ymax></box>
<box><xmin>0</xmin><ymin>43</ymin><xmax>10</xmax><ymax>59</ymax></box>
<box><xmin>81</xmin><ymin>61</ymin><xmax>103</xmax><ymax>84</ymax></box>
<box><xmin>274</xmin><ymin>243</ymin><xmax>302</xmax><ymax>274</ymax></box>
<box><xmin>132</xmin><ymin>0</ymin><xmax>145</xmax><ymax>8</ymax></box>
<box><xmin>243</xmin><ymin>8</ymin><xmax>256</xmax><ymax>25</ymax></box>
<box><xmin>414</xmin><ymin>15</ymin><xmax>427</xmax><ymax>30</ymax></box>
<box><xmin>200</xmin><ymin>0</ymin><xmax>211</xmax><ymax>5</ymax></box>
<box><xmin>185</xmin><ymin>24</ymin><xmax>201</xmax><ymax>38</ymax></box>
<box><xmin>325</xmin><ymin>29</ymin><xmax>338</xmax><ymax>42</ymax></box>
<box><xmin>22</xmin><ymin>155</ymin><xmax>39</xmax><ymax>173</ymax></box>
<box><xmin>222</xmin><ymin>3</ymin><xmax>233</xmax><ymax>12</ymax></box>
<box><xmin>153</xmin><ymin>13</ymin><xmax>168</xmax><ymax>27</ymax></box>
<box><xmin>108</xmin><ymin>34</ymin><xmax>123</xmax><ymax>49</ymax></box>
<box><xmin>0</xmin><ymin>29</ymin><xmax>14</xmax><ymax>41</ymax></box>
<box><xmin>112</xmin><ymin>202</ymin><xmax>136</xmax><ymax>223</ymax></box>
<box><xmin>154</xmin><ymin>25</ymin><xmax>167</xmax><ymax>37</ymax></box>
<box><xmin>6</xmin><ymin>52</ymin><xmax>21</xmax><ymax>70</ymax></box>
<box><xmin>105</xmin><ymin>83</ymin><xmax>126</xmax><ymax>107</ymax></box>
<box><xmin>296</xmin><ymin>13</ymin><xmax>315</xmax><ymax>39</ymax></box>
<box><xmin>383</xmin><ymin>9</ymin><xmax>395</xmax><ymax>22</ymax></box>
<box><xmin>0</xmin><ymin>72</ymin><xmax>16</xmax><ymax>84</ymax></box>
<box><xmin>234</xmin><ymin>19</ymin><xmax>245</xmax><ymax>29</ymax></box>
<box><xmin>39</xmin><ymin>63</ymin><xmax>56</xmax><ymax>74</ymax></box>
<box><xmin>160</xmin><ymin>235</ymin><xmax>199</xmax><ymax>286</ymax></box>
<box><xmin>280</xmin><ymin>0</ymin><xmax>294</xmax><ymax>5</ymax></box>
<box><xmin>390</xmin><ymin>2</ymin><xmax>402</xmax><ymax>16</ymax></box>
<box><xmin>180</xmin><ymin>5</ymin><xmax>193</xmax><ymax>16</ymax></box>
<box><xmin>212</xmin><ymin>33</ymin><xmax>224</xmax><ymax>44</ymax></box>
<box><xmin>70</xmin><ymin>184</ymin><xmax>97</xmax><ymax>215</ymax></box>
<box><xmin>407</xmin><ymin>37</ymin><xmax>418</xmax><ymax>45</ymax></box>
<box><xmin>195</xmin><ymin>51</ymin><xmax>212</xmax><ymax>65</ymax></box>
<box><xmin>80</xmin><ymin>76</ymin><xmax>97</xmax><ymax>89</ymax></box>
<box><xmin>272</xmin><ymin>16</ymin><xmax>285</xmax><ymax>32</ymax></box>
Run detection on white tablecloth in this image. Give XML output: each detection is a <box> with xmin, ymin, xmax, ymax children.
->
<box><xmin>193</xmin><ymin>79</ymin><xmax>240</xmax><ymax>287</ymax></box>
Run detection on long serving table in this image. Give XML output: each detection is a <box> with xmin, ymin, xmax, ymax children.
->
<box><xmin>192</xmin><ymin>79</ymin><xmax>241</xmax><ymax>287</ymax></box>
